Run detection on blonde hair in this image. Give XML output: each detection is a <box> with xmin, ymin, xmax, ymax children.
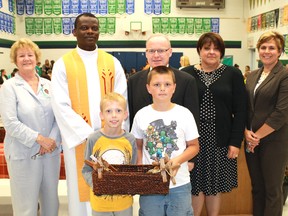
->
<box><xmin>180</xmin><ymin>56</ymin><xmax>190</xmax><ymax>67</ymax></box>
<box><xmin>100</xmin><ymin>92</ymin><xmax>127</xmax><ymax>111</ymax></box>
<box><xmin>256</xmin><ymin>31</ymin><xmax>284</xmax><ymax>54</ymax></box>
<box><xmin>10</xmin><ymin>38</ymin><xmax>41</xmax><ymax>64</ymax></box>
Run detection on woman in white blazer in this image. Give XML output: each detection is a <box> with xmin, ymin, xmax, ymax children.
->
<box><xmin>0</xmin><ymin>38</ymin><xmax>61</xmax><ymax>216</ymax></box>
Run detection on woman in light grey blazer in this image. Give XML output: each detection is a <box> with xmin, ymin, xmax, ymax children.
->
<box><xmin>245</xmin><ymin>31</ymin><xmax>288</xmax><ymax>216</ymax></box>
<box><xmin>0</xmin><ymin>38</ymin><xmax>61</xmax><ymax>216</ymax></box>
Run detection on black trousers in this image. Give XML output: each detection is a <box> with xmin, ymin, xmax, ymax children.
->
<box><xmin>245</xmin><ymin>139</ymin><xmax>288</xmax><ymax>216</ymax></box>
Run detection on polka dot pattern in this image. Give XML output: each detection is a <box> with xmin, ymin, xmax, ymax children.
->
<box><xmin>190</xmin><ymin>65</ymin><xmax>238</xmax><ymax>196</ymax></box>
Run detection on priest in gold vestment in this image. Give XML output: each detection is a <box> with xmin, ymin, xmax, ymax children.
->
<box><xmin>51</xmin><ymin>13</ymin><xmax>128</xmax><ymax>216</ymax></box>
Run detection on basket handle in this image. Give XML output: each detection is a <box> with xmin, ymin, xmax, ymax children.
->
<box><xmin>84</xmin><ymin>159</ymin><xmax>103</xmax><ymax>179</ymax></box>
<box><xmin>160</xmin><ymin>158</ymin><xmax>168</xmax><ymax>182</ymax></box>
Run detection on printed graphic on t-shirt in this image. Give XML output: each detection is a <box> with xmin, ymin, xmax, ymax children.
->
<box><xmin>102</xmin><ymin>149</ymin><xmax>128</xmax><ymax>164</ymax></box>
<box><xmin>92</xmin><ymin>136</ymin><xmax>133</xmax><ymax>165</ymax></box>
<box><xmin>145</xmin><ymin>119</ymin><xmax>179</xmax><ymax>160</ymax></box>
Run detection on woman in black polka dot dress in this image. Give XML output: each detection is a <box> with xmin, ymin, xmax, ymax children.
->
<box><xmin>182</xmin><ymin>32</ymin><xmax>247</xmax><ymax>216</ymax></box>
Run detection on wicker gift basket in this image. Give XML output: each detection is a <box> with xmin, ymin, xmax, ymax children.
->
<box><xmin>92</xmin><ymin>164</ymin><xmax>170</xmax><ymax>195</ymax></box>
<box><xmin>85</xmin><ymin>155</ymin><xmax>178</xmax><ymax>196</ymax></box>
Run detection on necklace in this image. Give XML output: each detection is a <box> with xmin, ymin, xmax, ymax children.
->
<box><xmin>197</xmin><ymin>63</ymin><xmax>225</xmax><ymax>87</ymax></box>
<box><xmin>202</xmin><ymin>70</ymin><xmax>215</xmax><ymax>87</ymax></box>
<box><xmin>200</xmin><ymin>64</ymin><xmax>217</xmax><ymax>87</ymax></box>
<box><xmin>257</xmin><ymin>71</ymin><xmax>270</xmax><ymax>85</ymax></box>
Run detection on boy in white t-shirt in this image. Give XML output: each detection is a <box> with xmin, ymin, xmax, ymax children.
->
<box><xmin>131</xmin><ymin>66</ymin><xmax>199</xmax><ymax>216</ymax></box>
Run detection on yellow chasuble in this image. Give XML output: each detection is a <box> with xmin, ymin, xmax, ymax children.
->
<box><xmin>63</xmin><ymin>48</ymin><xmax>115</xmax><ymax>202</ymax></box>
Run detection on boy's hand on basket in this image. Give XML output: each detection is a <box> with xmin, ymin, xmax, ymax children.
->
<box><xmin>166</xmin><ymin>159</ymin><xmax>181</xmax><ymax>184</ymax></box>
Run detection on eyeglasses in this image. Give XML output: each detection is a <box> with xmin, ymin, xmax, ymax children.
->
<box><xmin>146</xmin><ymin>48</ymin><xmax>170</xmax><ymax>55</ymax></box>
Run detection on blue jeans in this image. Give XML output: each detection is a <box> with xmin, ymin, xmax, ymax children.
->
<box><xmin>139</xmin><ymin>183</ymin><xmax>193</xmax><ymax>216</ymax></box>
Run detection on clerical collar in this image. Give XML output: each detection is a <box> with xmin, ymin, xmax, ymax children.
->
<box><xmin>76</xmin><ymin>46</ymin><xmax>98</xmax><ymax>55</ymax></box>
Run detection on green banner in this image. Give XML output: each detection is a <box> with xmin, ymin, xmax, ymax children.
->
<box><xmin>35</xmin><ymin>18</ymin><xmax>43</xmax><ymax>35</ymax></box>
<box><xmin>151</xmin><ymin>16</ymin><xmax>217</xmax><ymax>36</ymax></box>
<box><xmin>186</xmin><ymin>18</ymin><xmax>195</xmax><ymax>35</ymax></box>
<box><xmin>44</xmin><ymin>0</ymin><xmax>53</xmax><ymax>15</ymax></box>
<box><xmin>160</xmin><ymin>17</ymin><xmax>169</xmax><ymax>34</ymax></box>
<box><xmin>117</xmin><ymin>0</ymin><xmax>125</xmax><ymax>14</ymax></box>
<box><xmin>152</xmin><ymin>17</ymin><xmax>161</xmax><ymax>33</ymax></box>
<box><xmin>25</xmin><ymin>17</ymin><xmax>34</xmax><ymax>35</ymax></box>
<box><xmin>194</xmin><ymin>18</ymin><xmax>203</xmax><ymax>35</ymax></box>
<box><xmin>52</xmin><ymin>0</ymin><xmax>61</xmax><ymax>15</ymax></box>
<box><xmin>108</xmin><ymin>0</ymin><xmax>116</xmax><ymax>15</ymax></box>
<box><xmin>53</xmin><ymin>17</ymin><xmax>62</xmax><ymax>34</ymax></box>
<box><xmin>44</xmin><ymin>17</ymin><xmax>53</xmax><ymax>35</ymax></box>
<box><xmin>269</xmin><ymin>10</ymin><xmax>275</xmax><ymax>28</ymax></box>
<box><xmin>169</xmin><ymin>17</ymin><xmax>178</xmax><ymax>34</ymax></box>
<box><xmin>178</xmin><ymin>17</ymin><xmax>186</xmax><ymax>34</ymax></box>
<box><xmin>162</xmin><ymin>0</ymin><xmax>171</xmax><ymax>15</ymax></box>
<box><xmin>107</xmin><ymin>17</ymin><xmax>115</xmax><ymax>34</ymax></box>
<box><xmin>35</xmin><ymin>0</ymin><xmax>43</xmax><ymax>15</ymax></box>
<box><xmin>203</xmin><ymin>18</ymin><xmax>211</xmax><ymax>33</ymax></box>
<box><xmin>99</xmin><ymin>17</ymin><xmax>107</xmax><ymax>34</ymax></box>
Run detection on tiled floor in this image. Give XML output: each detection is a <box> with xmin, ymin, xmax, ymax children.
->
<box><xmin>1</xmin><ymin>179</ymin><xmax>288</xmax><ymax>216</ymax></box>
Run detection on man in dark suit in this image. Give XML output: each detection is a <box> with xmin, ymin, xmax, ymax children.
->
<box><xmin>128</xmin><ymin>34</ymin><xmax>199</xmax><ymax>130</ymax></box>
